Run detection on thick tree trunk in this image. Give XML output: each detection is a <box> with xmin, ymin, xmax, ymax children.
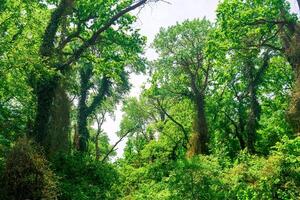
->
<box><xmin>46</xmin><ymin>81</ymin><xmax>71</xmax><ymax>156</ymax></box>
<box><xmin>288</xmin><ymin>73</ymin><xmax>300</xmax><ymax>136</ymax></box>
<box><xmin>244</xmin><ymin>59</ymin><xmax>262</xmax><ymax>154</ymax></box>
<box><xmin>246</xmin><ymin>84</ymin><xmax>260</xmax><ymax>154</ymax></box>
<box><xmin>188</xmin><ymin>93</ymin><xmax>209</xmax><ymax>156</ymax></box>
<box><xmin>33</xmin><ymin>78</ymin><xmax>57</xmax><ymax>143</ymax></box>
<box><xmin>284</xmin><ymin>25</ymin><xmax>300</xmax><ymax>136</ymax></box>
<box><xmin>33</xmin><ymin>77</ymin><xmax>70</xmax><ymax>156</ymax></box>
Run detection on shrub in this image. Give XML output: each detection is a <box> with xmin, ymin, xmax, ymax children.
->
<box><xmin>52</xmin><ymin>153</ymin><xmax>119</xmax><ymax>200</ymax></box>
<box><xmin>1</xmin><ymin>138</ymin><xmax>58</xmax><ymax>200</ymax></box>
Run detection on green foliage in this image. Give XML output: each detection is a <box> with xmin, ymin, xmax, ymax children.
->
<box><xmin>52</xmin><ymin>153</ymin><xmax>119</xmax><ymax>200</ymax></box>
<box><xmin>114</xmin><ymin>137</ymin><xmax>299</xmax><ymax>200</ymax></box>
<box><xmin>0</xmin><ymin>0</ymin><xmax>299</xmax><ymax>199</ymax></box>
<box><xmin>0</xmin><ymin>138</ymin><xmax>58</xmax><ymax>200</ymax></box>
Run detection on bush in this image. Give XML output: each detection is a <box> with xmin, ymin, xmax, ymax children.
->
<box><xmin>221</xmin><ymin>137</ymin><xmax>300</xmax><ymax>199</ymax></box>
<box><xmin>52</xmin><ymin>153</ymin><xmax>119</xmax><ymax>200</ymax></box>
<box><xmin>114</xmin><ymin>137</ymin><xmax>300</xmax><ymax>200</ymax></box>
<box><xmin>0</xmin><ymin>138</ymin><xmax>58</xmax><ymax>200</ymax></box>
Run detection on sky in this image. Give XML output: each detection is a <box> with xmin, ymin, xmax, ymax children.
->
<box><xmin>101</xmin><ymin>0</ymin><xmax>300</xmax><ymax>160</ymax></box>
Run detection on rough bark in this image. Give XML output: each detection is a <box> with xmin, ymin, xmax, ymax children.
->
<box><xmin>246</xmin><ymin>83</ymin><xmax>259</xmax><ymax>154</ymax></box>
<box><xmin>32</xmin><ymin>0</ymin><xmax>74</xmax><ymax>155</ymax></box>
<box><xmin>285</xmin><ymin>25</ymin><xmax>300</xmax><ymax>136</ymax></box>
<box><xmin>45</xmin><ymin>81</ymin><xmax>71</xmax><ymax>156</ymax></box>
<box><xmin>33</xmin><ymin>77</ymin><xmax>70</xmax><ymax>156</ymax></box>
<box><xmin>188</xmin><ymin>93</ymin><xmax>209</xmax><ymax>156</ymax></box>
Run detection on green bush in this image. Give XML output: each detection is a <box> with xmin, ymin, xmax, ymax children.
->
<box><xmin>114</xmin><ymin>137</ymin><xmax>300</xmax><ymax>200</ymax></box>
<box><xmin>52</xmin><ymin>153</ymin><xmax>119</xmax><ymax>200</ymax></box>
<box><xmin>0</xmin><ymin>138</ymin><xmax>58</xmax><ymax>200</ymax></box>
<box><xmin>221</xmin><ymin>137</ymin><xmax>300</xmax><ymax>200</ymax></box>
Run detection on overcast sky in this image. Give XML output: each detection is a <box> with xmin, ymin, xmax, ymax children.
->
<box><xmin>102</xmin><ymin>0</ymin><xmax>300</xmax><ymax>160</ymax></box>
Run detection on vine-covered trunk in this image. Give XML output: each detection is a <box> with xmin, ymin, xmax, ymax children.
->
<box><xmin>246</xmin><ymin>84</ymin><xmax>260</xmax><ymax>154</ymax></box>
<box><xmin>288</xmin><ymin>72</ymin><xmax>300</xmax><ymax>136</ymax></box>
<box><xmin>33</xmin><ymin>77</ymin><xmax>70</xmax><ymax>156</ymax></box>
<box><xmin>244</xmin><ymin>59</ymin><xmax>262</xmax><ymax>154</ymax></box>
<box><xmin>77</xmin><ymin>65</ymin><xmax>92</xmax><ymax>152</ymax></box>
<box><xmin>284</xmin><ymin>25</ymin><xmax>300</xmax><ymax>136</ymax></box>
<box><xmin>77</xmin><ymin>104</ymin><xmax>89</xmax><ymax>152</ymax></box>
<box><xmin>237</xmin><ymin>104</ymin><xmax>246</xmax><ymax>150</ymax></box>
<box><xmin>188</xmin><ymin>93</ymin><xmax>209</xmax><ymax>156</ymax></box>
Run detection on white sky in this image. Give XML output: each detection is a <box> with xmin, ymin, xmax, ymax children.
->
<box><xmin>102</xmin><ymin>0</ymin><xmax>300</xmax><ymax>160</ymax></box>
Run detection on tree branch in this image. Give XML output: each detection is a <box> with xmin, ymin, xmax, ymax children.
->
<box><xmin>86</xmin><ymin>76</ymin><xmax>111</xmax><ymax>115</ymax></box>
<box><xmin>63</xmin><ymin>0</ymin><xmax>151</xmax><ymax>68</ymax></box>
<box><xmin>101</xmin><ymin>128</ymin><xmax>134</xmax><ymax>162</ymax></box>
<box><xmin>156</xmin><ymin>99</ymin><xmax>189</xmax><ymax>145</ymax></box>
<box><xmin>40</xmin><ymin>0</ymin><xmax>74</xmax><ymax>57</ymax></box>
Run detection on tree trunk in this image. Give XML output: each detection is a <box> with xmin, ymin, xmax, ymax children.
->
<box><xmin>284</xmin><ymin>24</ymin><xmax>300</xmax><ymax>136</ymax></box>
<box><xmin>244</xmin><ymin>60</ymin><xmax>261</xmax><ymax>154</ymax></box>
<box><xmin>95</xmin><ymin>131</ymin><xmax>100</xmax><ymax>160</ymax></box>
<box><xmin>77</xmin><ymin>105</ymin><xmax>89</xmax><ymax>152</ymax></box>
<box><xmin>77</xmin><ymin>79</ymin><xmax>89</xmax><ymax>152</ymax></box>
<box><xmin>32</xmin><ymin>77</ymin><xmax>70</xmax><ymax>156</ymax></box>
<box><xmin>33</xmin><ymin>78</ymin><xmax>57</xmax><ymax>143</ymax></box>
<box><xmin>46</xmin><ymin>80</ymin><xmax>71</xmax><ymax>156</ymax></box>
<box><xmin>237</xmin><ymin>104</ymin><xmax>246</xmax><ymax>150</ymax></box>
<box><xmin>281</xmin><ymin>23</ymin><xmax>300</xmax><ymax>136</ymax></box>
<box><xmin>246</xmin><ymin>84</ymin><xmax>260</xmax><ymax>154</ymax></box>
<box><xmin>288</xmin><ymin>73</ymin><xmax>300</xmax><ymax>136</ymax></box>
<box><xmin>188</xmin><ymin>93</ymin><xmax>209</xmax><ymax>156</ymax></box>
<box><xmin>77</xmin><ymin>65</ymin><xmax>92</xmax><ymax>152</ymax></box>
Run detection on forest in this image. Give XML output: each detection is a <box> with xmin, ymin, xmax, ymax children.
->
<box><xmin>0</xmin><ymin>0</ymin><xmax>299</xmax><ymax>199</ymax></box>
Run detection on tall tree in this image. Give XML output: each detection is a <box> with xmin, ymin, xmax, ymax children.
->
<box><xmin>152</xmin><ymin>19</ymin><xmax>213</xmax><ymax>155</ymax></box>
<box><xmin>75</xmin><ymin>29</ymin><xmax>145</xmax><ymax>152</ymax></box>
<box><xmin>216</xmin><ymin>0</ymin><xmax>300</xmax><ymax>136</ymax></box>
<box><xmin>31</xmin><ymin>0</ymin><xmax>156</xmax><ymax>155</ymax></box>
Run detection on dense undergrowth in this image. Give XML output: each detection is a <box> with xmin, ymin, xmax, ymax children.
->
<box><xmin>0</xmin><ymin>137</ymin><xmax>299</xmax><ymax>200</ymax></box>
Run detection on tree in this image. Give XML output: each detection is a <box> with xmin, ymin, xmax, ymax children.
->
<box><xmin>216</xmin><ymin>0</ymin><xmax>300</xmax><ymax>136</ymax></box>
<box><xmin>75</xmin><ymin>29</ymin><xmax>145</xmax><ymax>152</ymax></box>
<box><xmin>0</xmin><ymin>0</ymin><xmax>47</xmax><ymax>152</ymax></box>
<box><xmin>152</xmin><ymin>19</ymin><xmax>213</xmax><ymax>155</ymax></box>
<box><xmin>30</xmin><ymin>0</ymin><xmax>157</xmax><ymax>155</ymax></box>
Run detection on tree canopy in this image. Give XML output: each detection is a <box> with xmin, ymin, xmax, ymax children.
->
<box><xmin>0</xmin><ymin>0</ymin><xmax>299</xmax><ymax>199</ymax></box>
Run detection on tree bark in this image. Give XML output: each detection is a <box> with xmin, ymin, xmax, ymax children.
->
<box><xmin>32</xmin><ymin>0</ymin><xmax>74</xmax><ymax>155</ymax></box>
<box><xmin>33</xmin><ymin>77</ymin><xmax>70</xmax><ymax>156</ymax></box>
<box><xmin>77</xmin><ymin>65</ymin><xmax>92</xmax><ymax>152</ymax></box>
<box><xmin>45</xmin><ymin>81</ymin><xmax>71</xmax><ymax>156</ymax></box>
<box><xmin>188</xmin><ymin>93</ymin><xmax>209</xmax><ymax>156</ymax></box>
<box><xmin>283</xmin><ymin>24</ymin><xmax>300</xmax><ymax>136</ymax></box>
<box><xmin>246</xmin><ymin>83</ymin><xmax>259</xmax><ymax>154</ymax></box>
<box><xmin>237</xmin><ymin>105</ymin><xmax>246</xmax><ymax>150</ymax></box>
